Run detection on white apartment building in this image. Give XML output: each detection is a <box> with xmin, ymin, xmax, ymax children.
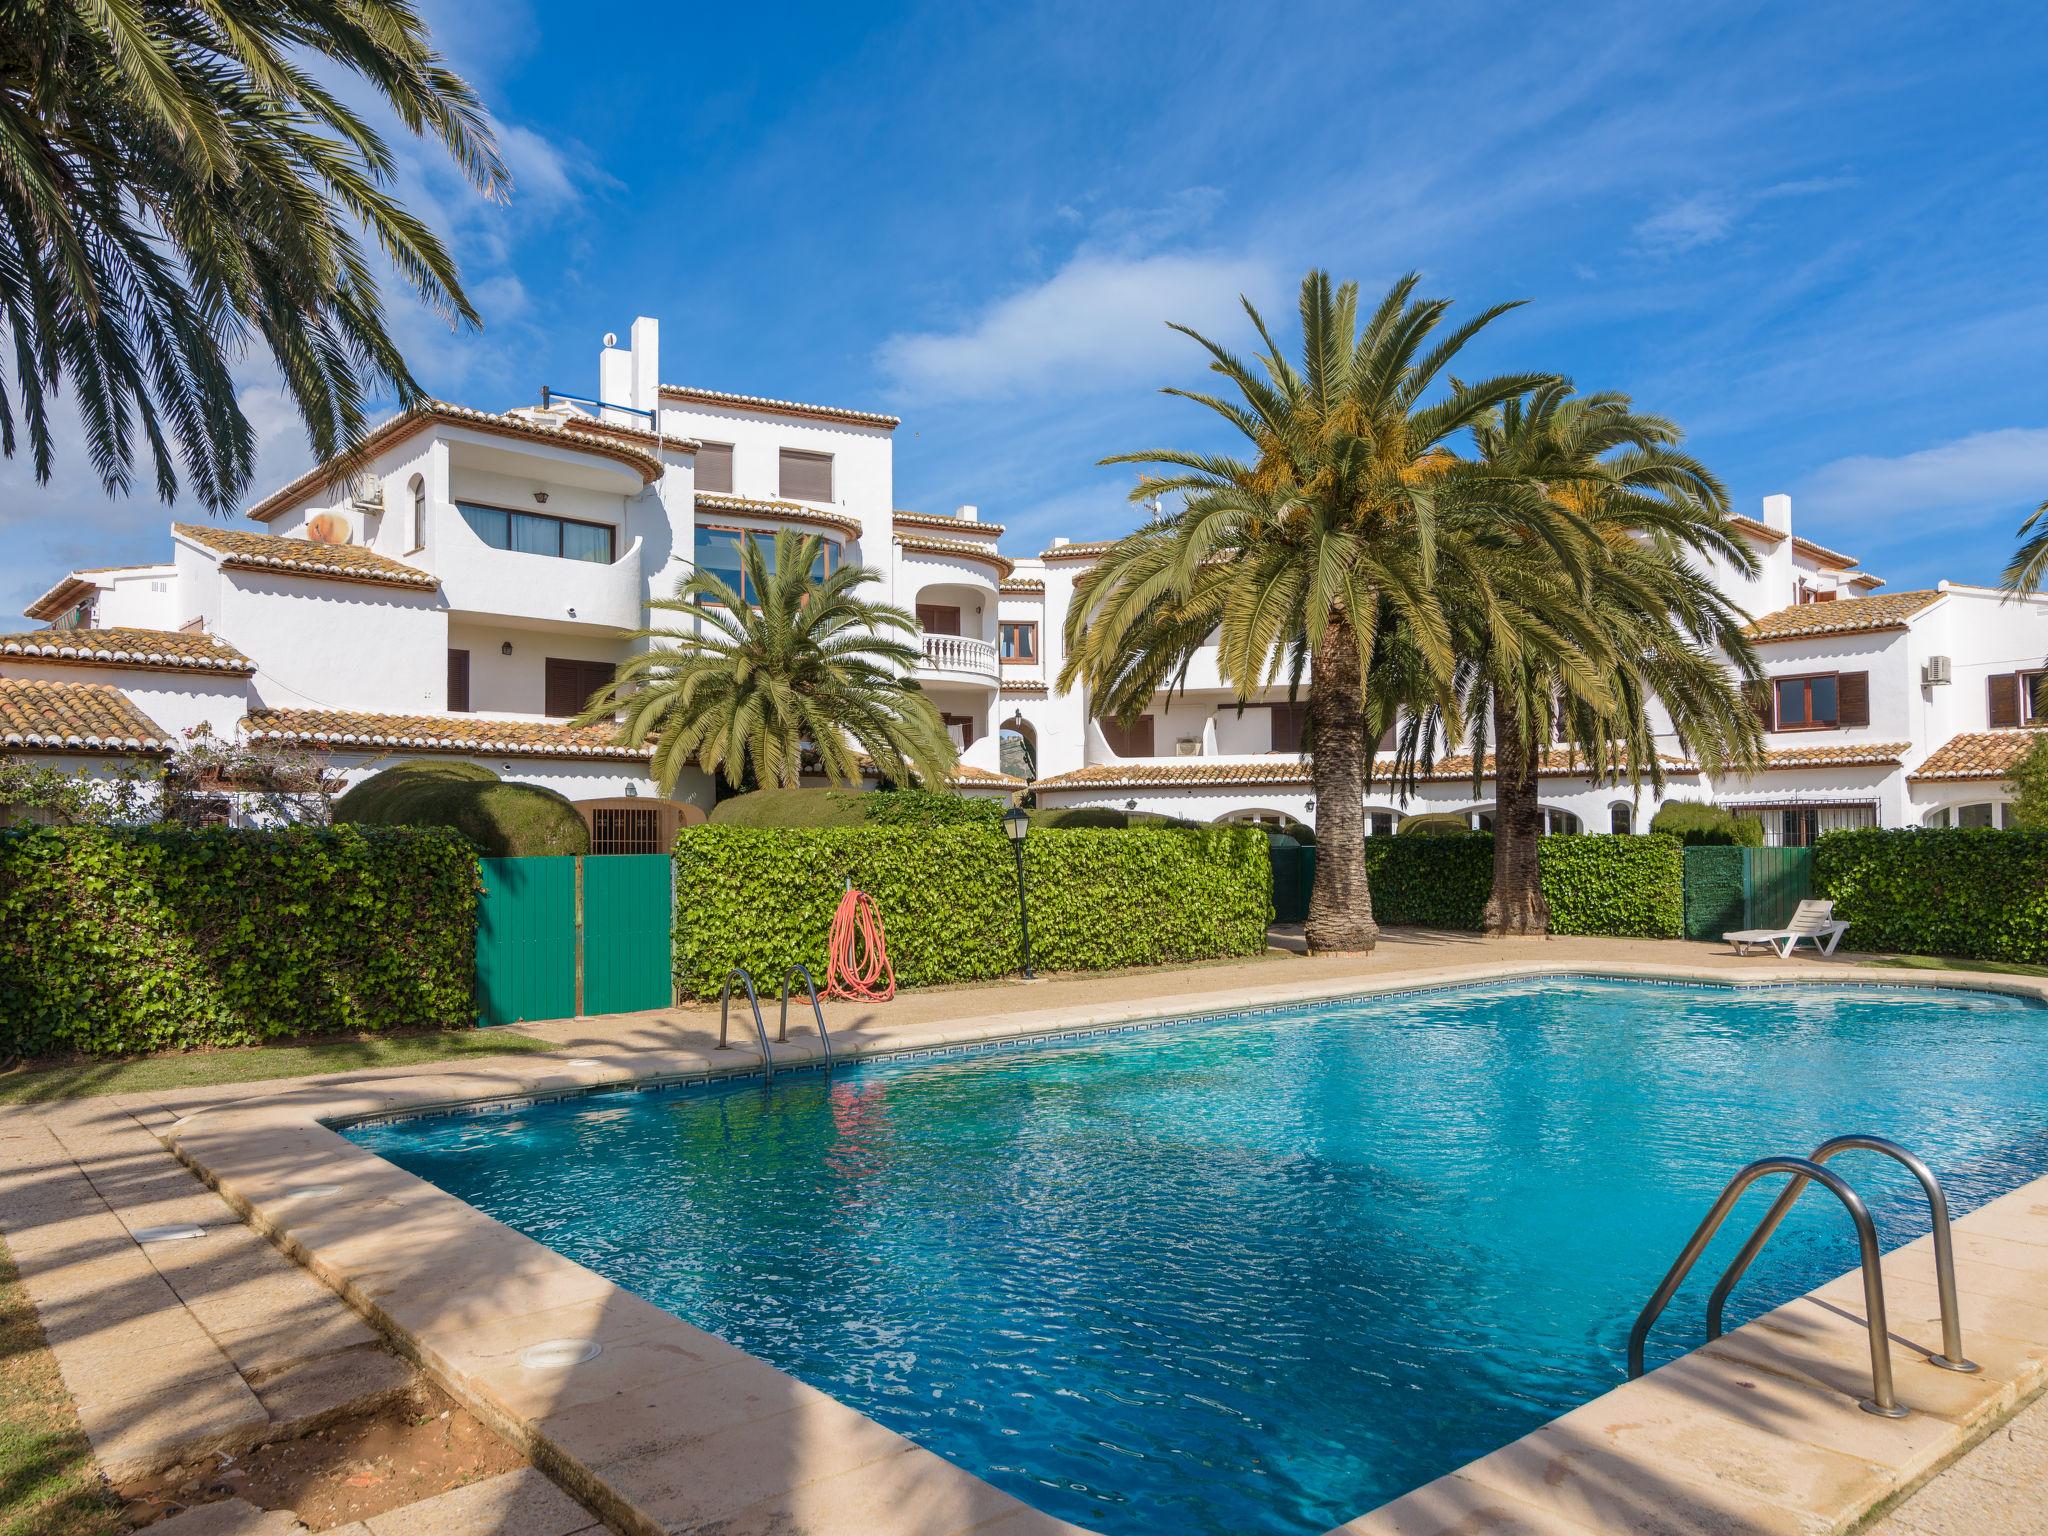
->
<box><xmin>3</xmin><ymin>316</ymin><xmax>2042</xmax><ymax>847</ymax></box>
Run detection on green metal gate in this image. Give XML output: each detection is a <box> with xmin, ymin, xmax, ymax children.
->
<box><xmin>1269</xmin><ymin>837</ymin><xmax>1316</xmax><ymax>924</ymax></box>
<box><xmin>582</xmin><ymin>854</ymin><xmax>675</xmax><ymax>1016</ymax></box>
<box><xmin>476</xmin><ymin>854</ymin><xmax>674</xmax><ymax>1026</ymax></box>
<box><xmin>1680</xmin><ymin>846</ymin><xmax>1815</xmax><ymax>940</ymax></box>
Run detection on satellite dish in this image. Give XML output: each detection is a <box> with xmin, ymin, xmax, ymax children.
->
<box><xmin>603</xmin><ymin>332</ymin><xmax>618</xmax><ymax>348</ymax></box>
<box><xmin>306</xmin><ymin>512</ymin><xmax>351</xmax><ymax>545</ymax></box>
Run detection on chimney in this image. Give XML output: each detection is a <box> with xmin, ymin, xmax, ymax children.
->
<box><xmin>1051</xmin><ymin>536</ymin><xmax>1071</xmax><ymax>548</ymax></box>
<box><xmin>598</xmin><ymin>331</ymin><xmax>629</xmax><ymax>418</ymax></box>
<box><xmin>955</xmin><ymin>504</ymin><xmax>979</xmax><ymax>522</ymax></box>
<box><xmin>1762</xmin><ymin>493</ymin><xmax>1792</xmax><ymax>535</ymax></box>
<box><xmin>629</xmin><ymin>316</ymin><xmax>659</xmax><ymax>415</ymax></box>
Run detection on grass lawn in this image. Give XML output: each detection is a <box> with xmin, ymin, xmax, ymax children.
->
<box><xmin>1866</xmin><ymin>954</ymin><xmax>2048</xmax><ymax>979</ymax></box>
<box><xmin>0</xmin><ymin>1029</ymin><xmax>552</xmax><ymax>1106</ymax></box>
<box><xmin>0</xmin><ymin>1235</ymin><xmax>124</xmax><ymax>1536</ymax></box>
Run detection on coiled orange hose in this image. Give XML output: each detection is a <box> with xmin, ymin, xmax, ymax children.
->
<box><xmin>825</xmin><ymin>886</ymin><xmax>895</xmax><ymax>1002</ymax></box>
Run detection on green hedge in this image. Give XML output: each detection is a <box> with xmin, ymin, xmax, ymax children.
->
<box><xmin>671</xmin><ymin>824</ymin><xmax>1270</xmax><ymax>998</ymax></box>
<box><xmin>1815</xmin><ymin>828</ymin><xmax>2048</xmax><ymax>963</ymax></box>
<box><xmin>1681</xmin><ymin>846</ymin><xmax>1746</xmax><ymax>941</ymax></box>
<box><xmin>0</xmin><ymin>825</ymin><xmax>477</xmax><ymax>1058</ymax></box>
<box><xmin>1356</xmin><ymin>832</ymin><xmax>1683</xmax><ymax>937</ymax></box>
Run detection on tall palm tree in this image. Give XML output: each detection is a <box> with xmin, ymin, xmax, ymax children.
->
<box><xmin>2002</xmin><ymin>497</ymin><xmax>2048</xmax><ymax>594</ymax></box>
<box><xmin>1448</xmin><ymin>385</ymin><xmax>1764</xmax><ymax>933</ymax></box>
<box><xmin>576</xmin><ymin>531</ymin><xmax>960</xmax><ymax>795</ymax></box>
<box><xmin>1060</xmin><ymin>271</ymin><xmax>1549</xmax><ymax>953</ymax></box>
<box><xmin>0</xmin><ymin>1</ymin><xmax>505</xmax><ymax>513</ymax></box>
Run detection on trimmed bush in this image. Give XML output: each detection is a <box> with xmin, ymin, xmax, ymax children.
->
<box><xmin>1396</xmin><ymin>812</ymin><xmax>1474</xmax><ymax>837</ymax></box>
<box><xmin>1026</xmin><ymin>806</ymin><xmax>1202</xmax><ymax>830</ymax></box>
<box><xmin>335</xmin><ymin>761</ymin><xmax>587</xmax><ymax>857</ymax></box>
<box><xmin>1682</xmin><ymin>845</ymin><xmax>1746</xmax><ymax>940</ymax></box>
<box><xmin>709</xmin><ymin>786</ymin><xmax>1004</xmax><ymax>829</ymax></box>
<box><xmin>1815</xmin><ymin>828</ymin><xmax>2048</xmax><ymax>963</ymax></box>
<box><xmin>1650</xmin><ymin>801</ymin><xmax>1764</xmax><ymax>848</ymax></box>
<box><xmin>0</xmin><ymin>825</ymin><xmax>477</xmax><ymax>1058</ymax></box>
<box><xmin>1354</xmin><ymin>832</ymin><xmax>1684</xmax><ymax>936</ymax></box>
<box><xmin>671</xmin><ymin>824</ymin><xmax>1271</xmax><ymax>997</ymax></box>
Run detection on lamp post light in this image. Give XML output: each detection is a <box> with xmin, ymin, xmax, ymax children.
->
<box><xmin>1001</xmin><ymin>804</ymin><xmax>1035</xmax><ymax>979</ymax></box>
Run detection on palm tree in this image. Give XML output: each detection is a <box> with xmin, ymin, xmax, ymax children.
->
<box><xmin>576</xmin><ymin>531</ymin><xmax>960</xmax><ymax>795</ymax></box>
<box><xmin>0</xmin><ymin>2</ymin><xmax>505</xmax><ymax>513</ymax></box>
<box><xmin>2002</xmin><ymin>497</ymin><xmax>2048</xmax><ymax>594</ymax></box>
<box><xmin>1059</xmin><ymin>270</ymin><xmax>1549</xmax><ymax>953</ymax></box>
<box><xmin>1446</xmin><ymin>385</ymin><xmax>1765</xmax><ymax>933</ymax></box>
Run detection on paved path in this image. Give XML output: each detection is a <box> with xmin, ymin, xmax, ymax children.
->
<box><xmin>1871</xmin><ymin>1390</ymin><xmax>2048</xmax><ymax>1535</ymax></box>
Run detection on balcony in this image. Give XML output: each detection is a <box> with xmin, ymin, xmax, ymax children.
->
<box><xmin>918</xmin><ymin>632</ymin><xmax>999</xmax><ymax>684</ymax></box>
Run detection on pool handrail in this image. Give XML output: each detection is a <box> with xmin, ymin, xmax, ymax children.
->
<box><xmin>777</xmin><ymin>963</ymin><xmax>833</xmax><ymax>1069</ymax></box>
<box><xmin>1627</xmin><ymin>1154</ymin><xmax>1907</xmax><ymax>1417</ymax></box>
<box><xmin>1705</xmin><ymin>1134</ymin><xmax>1977</xmax><ymax>1373</ymax></box>
<box><xmin>716</xmin><ymin>966</ymin><xmax>773</xmax><ymax>1080</ymax></box>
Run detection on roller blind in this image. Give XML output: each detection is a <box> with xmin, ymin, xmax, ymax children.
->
<box><xmin>696</xmin><ymin>443</ymin><xmax>733</xmax><ymax>494</ymax></box>
<box><xmin>779</xmin><ymin>449</ymin><xmax>833</xmax><ymax>502</ymax></box>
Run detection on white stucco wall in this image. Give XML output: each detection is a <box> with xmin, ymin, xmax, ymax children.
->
<box><xmin>223</xmin><ymin>570</ymin><xmax>446</xmax><ymax>714</ymax></box>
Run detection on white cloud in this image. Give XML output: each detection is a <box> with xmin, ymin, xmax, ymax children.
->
<box><xmin>877</xmin><ymin>249</ymin><xmax>1282</xmax><ymax>403</ymax></box>
<box><xmin>1798</xmin><ymin>426</ymin><xmax>2048</xmax><ymax>525</ymax></box>
<box><xmin>1634</xmin><ymin>176</ymin><xmax>1856</xmax><ymax>254</ymax></box>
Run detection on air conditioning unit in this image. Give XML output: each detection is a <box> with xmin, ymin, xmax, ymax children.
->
<box><xmin>1175</xmin><ymin>738</ymin><xmax>1201</xmax><ymax>757</ymax></box>
<box><xmin>1922</xmin><ymin>655</ymin><xmax>1952</xmax><ymax>686</ymax></box>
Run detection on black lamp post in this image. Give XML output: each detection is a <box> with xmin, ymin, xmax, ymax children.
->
<box><xmin>1002</xmin><ymin>804</ymin><xmax>1035</xmax><ymax>978</ymax></box>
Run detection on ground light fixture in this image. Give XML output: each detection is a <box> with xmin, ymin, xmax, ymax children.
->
<box><xmin>1002</xmin><ymin>804</ymin><xmax>1035</xmax><ymax>979</ymax></box>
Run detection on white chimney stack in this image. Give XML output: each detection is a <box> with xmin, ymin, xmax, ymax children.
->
<box><xmin>1762</xmin><ymin>493</ymin><xmax>1792</xmax><ymax>535</ymax></box>
<box><xmin>955</xmin><ymin>504</ymin><xmax>979</xmax><ymax>522</ymax></box>
<box><xmin>629</xmin><ymin>316</ymin><xmax>659</xmax><ymax>416</ymax></box>
<box><xmin>1051</xmin><ymin>536</ymin><xmax>1071</xmax><ymax>548</ymax></box>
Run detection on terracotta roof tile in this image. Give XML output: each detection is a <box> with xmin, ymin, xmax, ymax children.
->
<box><xmin>1000</xmin><ymin>578</ymin><xmax>1045</xmax><ymax>594</ymax></box>
<box><xmin>174</xmin><ymin>524</ymin><xmax>439</xmax><ymax>591</ymax></box>
<box><xmin>1033</xmin><ymin>747</ymin><xmax>1699</xmax><ymax>794</ymax></box>
<box><xmin>894</xmin><ymin>534</ymin><xmax>1014</xmax><ymax>578</ymax></box>
<box><xmin>1758</xmin><ymin>741</ymin><xmax>1912</xmax><ymax>770</ymax></box>
<box><xmin>892</xmin><ymin>509</ymin><xmax>1006</xmax><ymax>535</ymax></box>
<box><xmin>1745</xmin><ymin>590</ymin><xmax>1940</xmax><ymax>643</ymax></box>
<box><xmin>660</xmin><ymin>383</ymin><xmax>899</xmax><ymax>428</ymax></box>
<box><xmin>0</xmin><ymin>679</ymin><xmax>174</xmax><ymax>753</ymax></box>
<box><xmin>1038</xmin><ymin>539</ymin><xmax>1118</xmax><ymax>562</ymax></box>
<box><xmin>694</xmin><ymin>493</ymin><xmax>863</xmax><ymax>538</ymax></box>
<box><xmin>0</xmin><ymin>627</ymin><xmax>254</xmax><ymax>675</ymax></box>
<box><xmin>242</xmin><ymin>709</ymin><xmax>652</xmax><ymax>761</ymax></box>
<box><xmin>1792</xmin><ymin>533</ymin><xmax>1859</xmax><ymax>569</ymax></box>
<box><xmin>1908</xmin><ymin>730</ymin><xmax>2042</xmax><ymax>781</ymax></box>
<box><xmin>1729</xmin><ymin>514</ymin><xmax>1789</xmax><ymax>546</ymax></box>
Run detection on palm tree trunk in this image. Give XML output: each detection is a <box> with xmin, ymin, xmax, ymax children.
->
<box><xmin>1305</xmin><ymin>617</ymin><xmax>1379</xmax><ymax>953</ymax></box>
<box><xmin>1482</xmin><ymin>689</ymin><xmax>1550</xmax><ymax>936</ymax></box>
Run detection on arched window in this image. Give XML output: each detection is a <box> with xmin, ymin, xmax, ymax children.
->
<box><xmin>1609</xmin><ymin>802</ymin><xmax>1634</xmax><ymax>835</ymax></box>
<box><xmin>408</xmin><ymin>475</ymin><xmax>426</xmax><ymax>553</ymax></box>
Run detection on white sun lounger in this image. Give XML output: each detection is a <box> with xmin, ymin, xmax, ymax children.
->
<box><xmin>1725</xmin><ymin>899</ymin><xmax>1851</xmax><ymax>958</ymax></box>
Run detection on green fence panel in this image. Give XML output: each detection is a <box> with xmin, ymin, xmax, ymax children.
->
<box><xmin>476</xmin><ymin>856</ymin><xmax>577</xmax><ymax>1026</ymax></box>
<box><xmin>1269</xmin><ymin>841</ymin><xmax>1314</xmax><ymax>924</ymax></box>
<box><xmin>1682</xmin><ymin>846</ymin><xmax>1744</xmax><ymax>940</ymax></box>
<box><xmin>583</xmin><ymin>854</ymin><xmax>675</xmax><ymax>1016</ymax></box>
<box><xmin>1746</xmin><ymin>847</ymin><xmax>1815</xmax><ymax>931</ymax></box>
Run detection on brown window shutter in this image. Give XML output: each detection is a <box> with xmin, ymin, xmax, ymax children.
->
<box><xmin>696</xmin><ymin>443</ymin><xmax>734</xmax><ymax>494</ymax></box>
<box><xmin>915</xmin><ymin>603</ymin><xmax>961</xmax><ymax>635</ymax></box>
<box><xmin>1745</xmin><ymin>678</ymin><xmax>1775</xmax><ymax>731</ymax></box>
<box><xmin>545</xmin><ymin>657</ymin><xmax>615</xmax><ymax>718</ymax></box>
<box><xmin>778</xmin><ymin>449</ymin><xmax>833</xmax><ymax>502</ymax></box>
<box><xmin>1096</xmin><ymin>715</ymin><xmax>1155</xmax><ymax>757</ymax></box>
<box><xmin>1836</xmin><ymin>671</ymin><xmax>1870</xmax><ymax>728</ymax></box>
<box><xmin>447</xmin><ymin>649</ymin><xmax>470</xmax><ymax>713</ymax></box>
<box><xmin>1270</xmin><ymin>701</ymin><xmax>1308</xmax><ymax>753</ymax></box>
<box><xmin>1989</xmin><ymin>673</ymin><xmax>2022</xmax><ymax>729</ymax></box>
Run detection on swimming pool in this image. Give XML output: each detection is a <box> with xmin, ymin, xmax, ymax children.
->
<box><xmin>346</xmin><ymin>977</ymin><xmax>2048</xmax><ymax>1536</ymax></box>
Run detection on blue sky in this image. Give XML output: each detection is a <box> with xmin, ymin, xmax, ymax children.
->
<box><xmin>6</xmin><ymin>0</ymin><xmax>2046</xmax><ymax>616</ymax></box>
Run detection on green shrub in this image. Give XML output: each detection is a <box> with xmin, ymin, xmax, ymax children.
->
<box><xmin>1354</xmin><ymin>832</ymin><xmax>1683</xmax><ymax>935</ymax></box>
<box><xmin>1681</xmin><ymin>845</ymin><xmax>1746</xmax><ymax>940</ymax></box>
<box><xmin>1396</xmin><ymin>812</ymin><xmax>1474</xmax><ymax>837</ymax></box>
<box><xmin>0</xmin><ymin>825</ymin><xmax>477</xmax><ymax>1058</ymax></box>
<box><xmin>1541</xmin><ymin>833</ymin><xmax>1684</xmax><ymax>937</ymax></box>
<box><xmin>335</xmin><ymin>761</ymin><xmax>587</xmax><ymax>857</ymax></box>
<box><xmin>1815</xmin><ymin>828</ymin><xmax>2048</xmax><ymax>962</ymax></box>
<box><xmin>1026</xmin><ymin>806</ymin><xmax>1202</xmax><ymax>830</ymax></box>
<box><xmin>1650</xmin><ymin>801</ymin><xmax>1763</xmax><ymax>848</ymax></box>
<box><xmin>863</xmin><ymin>788</ymin><xmax>1005</xmax><ymax>828</ymax></box>
<box><xmin>670</xmin><ymin>825</ymin><xmax>1271</xmax><ymax>997</ymax></box>
<box><xmin>708</xmin><ymin>786</ymin><xmax>1002</xmax><ymax>829</ymax></box>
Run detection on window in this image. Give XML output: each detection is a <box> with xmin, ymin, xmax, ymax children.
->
<box><xmin>1774</xmin><ymin>673</ymin><xmax>1838</xmax><ymax>729</ymax></box>
<box><xmin>1544</xmin><ymin>809</ymin><xmax>1582</xmax><ymax>835</ymax></box>
<box><xmin>458</xmin><ymin>502</ymin><xmax>614</xmax><ymax>564</ymax></box>
<box><xmin>696</xmin><ymin>442</ymin><xmax>734</xmax><ymax>495</ymax></box>
<box><xmin>917</xmin><ymin>603</ymin><xmax>963</xmax><ymax>636</ymax></box>
<box><xmin>408</xmin><ymin>475</ymin><xmax>426</xmax><ymax>553</ymax></box>
<box><xmin>778</xmin><ymin>448</ymin><xmax>833</xmax><ymax>502</ymax></box>
<box><xmin>1758</xmin><ymin>803</ymin><xmax>1878</xmax><ymax>847</ymax></box>
<box><xmin>544</xmin><ymin>657</ymin><xmax>616</xmax><ymax>719</ymax></box>
<box><xmin>591</xmin><ymin>807</ymin><xmax>663</xmax><ymax>855</ymax></box>
<box><xmin>1957</xmin><ymin>802</ymin><xmax>1998</xmax><ymax>829</ymax></box>
<box><xmin>447</xmin><ymin>649</ymin><xmax>470</xmax><ymax>713</ymax></box>
<box><xmin>999</xmin><ymin>620</ymin><xmax>1038</xmax><ymax>663</ymax></box>
<box><xmin>692</xmin><ymin>526</ymin><xmax>837</xmax><ymax>602</ymax></box>
<box><xmin>941</xmin><ymin>712</ymin><xmax>979</xmax><ymax>749</ymax></box>
<box><xmin>1270</xmin><ymin>700</ymin><xmax>1309</xmax><ymax>753</ymax></box>
<box><xmin>1096</xmin><ymin>715</ymin><xmax>1155</xmax><ymax>757</ymax></box>
<box><xmin>1988</xmin><ymin>670</ymin><xmax>2048</xmax><ymax>728</ymax></box>
<box><xmin>1610</xmin><ymin>803</ymin><xmax>1633</xmax><ymax>835</ymax></box>
<box><xmin>1368</xmin><ymin>810</ymin><xmax>1395</xmax><ymax>837</ymax></box>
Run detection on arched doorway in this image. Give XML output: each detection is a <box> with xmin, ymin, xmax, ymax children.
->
<box><xmin>999</xmin><ymin>713</ymin><xmax>1038</xmax><ymax>781</ymax></box>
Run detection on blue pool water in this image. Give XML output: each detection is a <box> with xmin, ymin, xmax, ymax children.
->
<box><xmin>347</xmin><ymin>978</ymin><xmax>2048</xmax><ymax>1536</ymax></box>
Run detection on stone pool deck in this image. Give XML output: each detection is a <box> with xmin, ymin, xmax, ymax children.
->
<box><xmin>5</xmin><ymin>935</ymin><xmax>2048</xmax><ymax>1534</ymax></box>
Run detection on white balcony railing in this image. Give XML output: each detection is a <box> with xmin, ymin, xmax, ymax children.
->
<box><xmin>919</xmin><ymin>632</ymin><xmax>999</xmax><ymax>681</ymax></box>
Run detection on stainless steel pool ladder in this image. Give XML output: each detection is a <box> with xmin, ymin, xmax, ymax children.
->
<box><xmin>716</xmin><ymin>966</ymin><xmax>774</xmax><ymax>1081</ymax></box>
<box><xmin>1627</xmin><ymin>1134</ymin><xmax>1976</xmax><ymax>1419</ymax></box>
<box><xmin>776</xmin><ymin>963</ymin><xmax>833</xmax><ymax>1070</ymax></box>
